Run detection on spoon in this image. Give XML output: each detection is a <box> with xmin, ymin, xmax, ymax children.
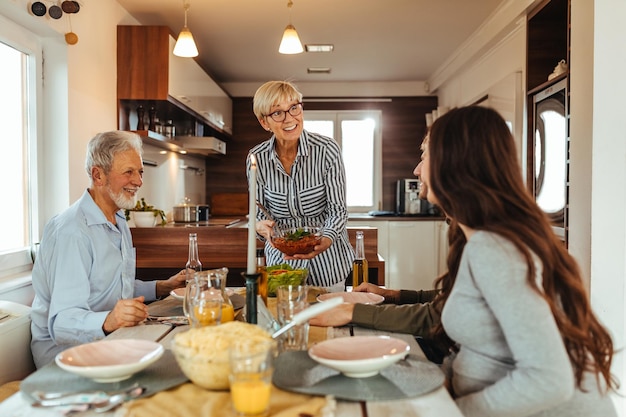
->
<box><xmin>256</xmin><ymin>201</ymin><xmax>275</xmax><ymax>222</ymax></box>
<box><xmin>92</xmin><ymin>386</ymin><xmax>145</xmax><ymax>413</ymax></box>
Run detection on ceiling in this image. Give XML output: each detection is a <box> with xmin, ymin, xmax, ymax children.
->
<box><xmin>116</xmin><ymin>0</ymin><xmax>505</xmax><ymax>92</ymax></box>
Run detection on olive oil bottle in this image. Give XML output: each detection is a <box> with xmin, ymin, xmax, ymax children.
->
<box><xmin>352</xmin><ymin>231</ymin><xmax>368</xmax><ymax>288</ymax></box>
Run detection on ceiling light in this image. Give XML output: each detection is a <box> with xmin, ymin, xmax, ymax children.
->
<box><xmin>279</xmin><ymin>0</ymin><xmax>303</xmax><ymax>54</ymax></box>
<box><xmin>305</xmin><ymin>44</ymin><xmax>334</xmax><ymax>53</ymax></box>
<box><xmin>307</xmin><ymin>67</ymin><xmax>331</xmax><ymax>74</ymax></box>
<box><xmin>173</xmin><ymin>0</ymin><xmax>198</xmax><ymax>58</ymax></box>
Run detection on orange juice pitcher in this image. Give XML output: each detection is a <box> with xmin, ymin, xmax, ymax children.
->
<box><xmin>207</xmin><ymin>267</ymin><xmax>234</xmax><ymax>323</ymax></box>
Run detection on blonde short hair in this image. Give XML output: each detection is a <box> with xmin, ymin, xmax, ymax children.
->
<box><xmin>253</xmin><ymin>80</ymin><xmax>303</xmax><ymax>120</ymax></box>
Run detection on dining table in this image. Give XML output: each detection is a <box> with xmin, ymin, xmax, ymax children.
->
<box><xmin>0</xmin><ymin>290</ymin><xmax>464</xmax><ymax>417</ymax></box>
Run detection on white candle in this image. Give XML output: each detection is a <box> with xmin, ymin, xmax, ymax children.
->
<box><xmin>247</xmin><ymin>154</ymin><xmax>257</xmax><ymax>274</ymax></box>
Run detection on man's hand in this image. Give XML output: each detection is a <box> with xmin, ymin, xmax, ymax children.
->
<box><xmin>155</xmin><ymin>269</ymin><xmax>187</xmax><ymax>299</ymax></box>
<box><xmin>102</xmin><ymin>296</ymin><xmax>148</xmax><ymax>334</ymax></box>
<box><xmin>309</xmin><ymin>302</ymin><xmax>355</xmax><ymax>327</ymax></box>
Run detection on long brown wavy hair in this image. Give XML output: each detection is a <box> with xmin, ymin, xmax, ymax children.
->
<box><xmin>428</xmin><ymin>106</ymin><xmax>616</xmax><ymax>391</ymax></box>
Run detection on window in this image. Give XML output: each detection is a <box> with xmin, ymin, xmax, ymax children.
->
<box><xmin>304</xmin><ymin>111</ymin><xmax>382</xmax><ymax>213</ymax></box>
<box><xmin>0</xmin><ymin>26</ymin><xmax>40</xmax><ymax>280</ymax></box>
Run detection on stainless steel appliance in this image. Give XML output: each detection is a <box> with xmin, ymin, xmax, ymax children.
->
<box><xmin>396</xmin><ymin>179</ymin><xmax>421</xmax><ymax>214</ymax></box>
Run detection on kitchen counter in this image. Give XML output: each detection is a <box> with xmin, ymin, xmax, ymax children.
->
<box><xmin>349</xmin><ymin>213</ymin><xmax>446</xmax><ymax>221</ymax></box>
<box><xmin>131</xmin><ymin>220</ymin><xmax>384</xmax><ymax>286</ymax></box>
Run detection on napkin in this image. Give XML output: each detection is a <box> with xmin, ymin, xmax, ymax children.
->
<box><xmin>120</xmin><ymin>383</ymin><xmax>330</xmax><ymax>417</ymax></box>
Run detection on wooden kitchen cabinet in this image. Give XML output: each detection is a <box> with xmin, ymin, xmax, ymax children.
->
<box><xmin>132</xmin><ymin>224</ymin><xmax>384</xmax><ymax>287</ymax></box>
<box><xmin>117</xmin><ymin>25</ymin><xmax>232</xmax><ymax>143</ymax></box>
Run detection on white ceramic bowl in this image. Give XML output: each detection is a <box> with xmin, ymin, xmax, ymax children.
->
<box><xmin>55</xmin><ymin>339</ymin><xmax>164</xmax><ymax>383</ymax></box>
<box><xmin>317</xmin><ymin>291</ymin><xmax>384</xmax><ymax>305</ymax></box>
<box><xmin>131</xmin><ymin>211</ymin><xmax>157</xmax><ymax>227</ymax></box>
<box><xmin>308</xmin><ymin>335</ymin><xmax>410</xmax><ymax>378</ymax></box>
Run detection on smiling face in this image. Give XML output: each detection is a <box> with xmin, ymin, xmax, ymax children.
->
<box><xmin>102</xmin><ymin>149</ymin><xmax>144</xmax><ymax>210</ymax></box>
<box><xmin>259</xmin><ymin>99</ymin><xmax>304</xmax><ymax>144</ymax></box>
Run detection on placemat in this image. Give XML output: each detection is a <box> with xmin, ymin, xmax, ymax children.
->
<box><xmin>20</xmin><ymin>349</ymin><xmax>188</xmax><ymax>403</ymax></box>
<box><xmin>272</xmin><ymin>351</ymin><xmax>444</xmax><ymax>401</ymax></box>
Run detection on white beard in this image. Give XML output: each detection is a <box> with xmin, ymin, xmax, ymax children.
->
<box><xmin>108</xmin><ymin>186</ymin><xmax>137</xmax><ymax>210</ymax></box>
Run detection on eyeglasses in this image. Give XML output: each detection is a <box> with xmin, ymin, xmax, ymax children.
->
<box><xmin>265</xmin><ymin>102</ymin><xmax>303</xmax><ymax>122</ymax></box>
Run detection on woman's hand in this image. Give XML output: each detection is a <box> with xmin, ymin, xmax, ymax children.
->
<box><xmin>285</xmin><ymin>236</ymin><xmax>332</xmax><ymax>260</ymax></box>
<box><xmin>353</xmin><ymin>282</ymin><xmax>401</xmax><ymax>303</ymax></box>
<box><xmin>256</xmin><ymin>219</ymin><xmax>275</xmax><ymax>245</ymax></box>
<box><xmin>309</xmin><ymin>302</ymin><xmax>355</xmax><ymax>327</ymax></box>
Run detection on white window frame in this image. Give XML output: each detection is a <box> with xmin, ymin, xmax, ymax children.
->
<box><xmin>0</xmin><ymin>16</ymin><xmax>41</xmax><ymax>282</ymax></box>
<box><xmin>304</xmin><ymin>110</ymin><xmax>383</xmax><ymax>213</ymax></box>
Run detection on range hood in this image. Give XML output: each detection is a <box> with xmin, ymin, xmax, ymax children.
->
<box><xmin>176</xmin><ymin>136</ymin><xmax>226</xmax><ymax>155</ymax></box>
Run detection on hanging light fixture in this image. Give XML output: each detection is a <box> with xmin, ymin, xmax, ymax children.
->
<box><xmin>279</xmin><ymin>0</ymin><xmax>304</xmax><ymax>54</ymax></box>
<box><xmin>173</xmin><ymin>0</ymin><xmax>198</xmax><ymax>58</ymax></box>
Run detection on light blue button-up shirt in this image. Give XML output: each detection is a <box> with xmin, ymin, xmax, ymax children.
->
<box><xmin>30</xmin><ymin>190</ymin><xmax>156</xmax><ymax>368</ymax></box>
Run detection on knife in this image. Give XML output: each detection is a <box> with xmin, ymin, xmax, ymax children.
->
<box><xmin>272</xmin><ymin>296</ymin><xmax>343</xmax><ymax>339</ymax></box>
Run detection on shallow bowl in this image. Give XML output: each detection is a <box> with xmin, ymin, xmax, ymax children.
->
<box><xmin>271</xmin><ymin>226</ymin><xmax>323</xmax><ymax>256</ymax></box>
<box><xmin>55</xmin><ymin>339</ymin><xmax>164</xmax><ymax>383</ymax></box>
<box><xmin>308</xmin><ymin>335</ymin><xmax>410</xmax><ymax>378</ymax></box>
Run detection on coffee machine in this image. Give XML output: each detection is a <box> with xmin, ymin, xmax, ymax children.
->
<box><xmin>396</xmin><ymin>179</ymin><xmax>421</xmax><ymax>214</ymax></box>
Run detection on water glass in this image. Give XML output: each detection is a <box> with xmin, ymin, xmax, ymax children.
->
<box><xmin>229</xmin><ymin>339</ymin><xmax>276</xmax><ymax>417</ymax></box>
<box><xmin>276</xmin><ymin>285</ymin><xmax>309</xmax><ymax>352</ymax></box>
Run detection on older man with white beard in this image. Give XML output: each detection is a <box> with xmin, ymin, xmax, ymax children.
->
<box><xmin>30</xmin><ymin>131</ymin><xmax>186</xmax><ymax>368</ymax></box>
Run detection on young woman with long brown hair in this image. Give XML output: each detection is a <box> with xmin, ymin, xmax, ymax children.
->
<box><xmin>425</xmin><ymin>106</ymin><xmax>617</xmax><ymax>416</ymax></box>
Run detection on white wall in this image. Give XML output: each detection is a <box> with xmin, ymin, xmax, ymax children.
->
<box><xmin>0</xmin><ymin>0</ymin><xmax>207</xmax><ymax>226</ymax></box>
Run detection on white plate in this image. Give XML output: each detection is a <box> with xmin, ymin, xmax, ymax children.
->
<box><xmin>170</xmin><ymin>287</ymin><xmax>185</xmax><ymax>300</ymax></box>
<box><xmin>317</xmin><ymin>291</ymin><xmax>384</xmax><ymax>305</ymax></box>
<box><xmin>308</xmin><ymin>335</ymin><xmax>409</xmax><ymax>378</ymax></box>
<box><xmin>55</xmin><ymin>339</ymin><xmax>164</xmax><ymax>383</ymax></box>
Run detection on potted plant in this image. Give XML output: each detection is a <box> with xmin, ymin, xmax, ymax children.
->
<box><xmin>124</xmin><ymin>198</ymin><xmax>167</xmax><ymax>227</ymax></box>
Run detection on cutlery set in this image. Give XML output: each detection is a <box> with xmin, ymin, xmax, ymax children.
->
<box><xmin>31</xmin><ymin>384</ymin><xmax>145</xmax><ymax>412</ymax></box>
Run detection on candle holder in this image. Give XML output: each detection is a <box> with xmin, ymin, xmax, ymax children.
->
<box><xmin>241</xmin><ymin>272</ymin><xmax>260</xmax><ymax>324</ymax></box>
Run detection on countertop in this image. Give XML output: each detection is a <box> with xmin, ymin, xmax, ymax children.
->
<box><xmin>157</xmin><ymin>214</ymin><xmax>445</xmax><ymax>228</ymax></box>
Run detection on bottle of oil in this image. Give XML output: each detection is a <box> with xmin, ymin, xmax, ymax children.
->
<box><xmin>352</xmin><ymin>231</ymin><xmax>368</xmax><ymax>288</ymax></box>
<box><xmin>256</xmin><ymin>248</ymin><xmax>268</xmax><ymax>306</ymax></box>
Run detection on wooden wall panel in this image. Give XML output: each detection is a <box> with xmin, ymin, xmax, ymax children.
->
<box><xmin>205</xmin><ymin>96</ymin><xmax>437</xmax><ymax>213</ymax></box>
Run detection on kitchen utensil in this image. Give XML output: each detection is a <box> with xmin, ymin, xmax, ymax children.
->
<box><xmin>256</xmin><ymin>201</ymin><xmax>274</xmax><ymax>222</ymax></box>
<box><xmin>32</xmin><ymin>383</ymin><xmax>139</xmax><ymax>401</ymax></box>
<box><xmin>32</xmin><ymin>385</ymin><xmax>144</xmax><ymax>408</ymax></box>
<box><xmin>92</xmin><ymin>386</ymin><xmax>145</xmax><ymax>413</ymax></box>
<box><xmin>272</xmin><ymin>296</ymin><xmax>343</xmax><ymax>339</ymax></box>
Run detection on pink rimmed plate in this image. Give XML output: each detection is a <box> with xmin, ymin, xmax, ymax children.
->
<box><xmin>308</xmin><ymin>335</ymin><xmax>409</xmax><ymax>378</ymax></box>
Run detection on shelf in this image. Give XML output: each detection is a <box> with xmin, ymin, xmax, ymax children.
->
<box><xmin>527</xmin><ymin>71</ymin><xmax>568</xmax><ymax>96</ymax></box>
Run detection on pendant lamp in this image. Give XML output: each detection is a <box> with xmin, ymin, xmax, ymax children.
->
<box><xmin>173</xmin><ymin>0</ymin><xmax>198</xmax><ymax>58</ymax></box>
<box><xmin>279</xmin><ymin>0</ymin><xmax>304</xmax><ymax>54</ymax></box>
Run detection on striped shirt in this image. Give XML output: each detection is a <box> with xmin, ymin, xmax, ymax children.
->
<box><xmin>247</xmin><ymin>130</ymin><xmax>354</xmax><ymax>288</ymax></box>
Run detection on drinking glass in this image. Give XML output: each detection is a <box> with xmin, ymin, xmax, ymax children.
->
<box><xmin>229</xmin><ymin>339</ymin><xmax>276</xmax><ymax>417</ymax></box>
<box><xmin>275</xmin><ymin>285</ymin><xmax>309</xmax><ymax>352</ymax></box>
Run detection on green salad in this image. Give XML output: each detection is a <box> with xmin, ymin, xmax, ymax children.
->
<box><xmin>266</xmin><ymin>263</ymin><xmax>308</xmax><ymax>297</ymax></box>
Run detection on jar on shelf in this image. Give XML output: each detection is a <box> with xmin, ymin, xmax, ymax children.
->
<box><xmin>164</xmin><ymin>120</ymin><xmax>175</xmax><ymax>138</ymax></box>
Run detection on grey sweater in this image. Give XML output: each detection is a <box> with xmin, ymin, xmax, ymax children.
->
<box><xmin>442</xmin><ymin>231</ymin><xmax>616</xmax><ymax>417</ymax></box>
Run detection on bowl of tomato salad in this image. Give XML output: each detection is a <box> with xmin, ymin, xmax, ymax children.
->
<box><xmin>271</xmin><ymin>225</ymin><xmax>323</xmax><ymax>256</ymax></box>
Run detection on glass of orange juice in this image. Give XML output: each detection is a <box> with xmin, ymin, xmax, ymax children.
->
<box><xmin>229</xmin><ymin>339</ymin><xmax>276</xmax><ymax>417</ymax></box>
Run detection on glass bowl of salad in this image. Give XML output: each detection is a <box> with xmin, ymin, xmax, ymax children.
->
<box><xmin>266</xmin><ymin>264</ymin><xmax>308</xmax><ymax>297</ymax></box>
<box><xmin>271</xmin><ymin>225</ymin><xmax>323</xmax><ymax>256</ymax></box>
